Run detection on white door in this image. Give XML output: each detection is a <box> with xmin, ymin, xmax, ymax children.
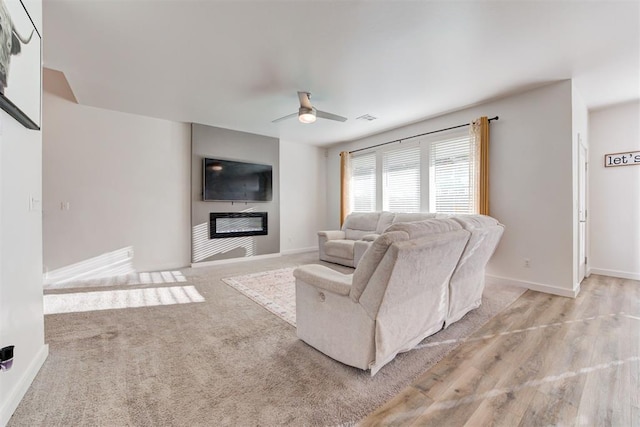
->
<box><xmin>578</xmin><ymin>140</ymin><xmax>588</xmax><ymax>282</ymax></box>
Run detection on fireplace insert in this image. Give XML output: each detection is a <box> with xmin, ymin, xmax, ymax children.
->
<box><xmin>209</xmin><ymin>212</ymin><xmax>268</xmax><ymax>239</ymax></box>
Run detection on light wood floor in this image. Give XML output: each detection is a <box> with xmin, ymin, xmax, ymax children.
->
<box><xmin>360</xmin><ymin>274</ymin><xmax>639</xmax><ymax>426</ymax></box>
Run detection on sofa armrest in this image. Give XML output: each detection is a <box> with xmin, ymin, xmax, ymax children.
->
<box><xmin>361</xmin><ymin>234</ymin><xmax>380</xmax><ymax>242</ymax></box>
<box><xmin>318</xmin><ymin>230</ymin><xmax>347</xmax><ymax>241</ymax></box>
<box><xmin>293</xmin><ymin>265</ymin><xmax>352</xmax><ymax>296</ymax></box>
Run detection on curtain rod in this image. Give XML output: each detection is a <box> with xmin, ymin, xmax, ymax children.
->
<box><xmin>348</xmin><ymin>116</ymin><xmax>499</xmax><ymax>154</ymax></box>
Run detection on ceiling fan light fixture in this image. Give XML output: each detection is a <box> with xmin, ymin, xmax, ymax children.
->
<box><xmin>298</xmin><ymin>107</ymin><xmax>316</xmax><ymax>124</ymax></box>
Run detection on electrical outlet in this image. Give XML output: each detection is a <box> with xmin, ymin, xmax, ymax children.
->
<box><xmin>524</xmin><ymin>258</ymin><xmax>531</xmax><ymax>268</ymax></box>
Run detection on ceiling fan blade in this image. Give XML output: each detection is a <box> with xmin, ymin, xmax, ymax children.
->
<box><xmin>297</xmin><ymin>91</ymin><xmax>313</xmax><ymax>109</ymax></box>
<box><xmin>316</xmin><ymin>110</ymin><xmax>347</xmax><ymax>122</ymax></box>
<box><xmin>272</xmin><ymin>112</ymin><xmax>297</xmax><ymax>123</ymax></box>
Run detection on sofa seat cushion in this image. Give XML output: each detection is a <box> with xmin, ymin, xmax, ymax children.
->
<box><xmin>324</xmin><ymin>239</ymin><xmax>355</xmax><ymax>260</ymax></box>
<box><xmin>362</xmin><ymin>234</ymin><xmax>380</xmax><ymax>242</ymax></box>
<box><xmin>345</xmin><ymin>229</ymin><xmax>374</xmax><ymax>241</ymax></box>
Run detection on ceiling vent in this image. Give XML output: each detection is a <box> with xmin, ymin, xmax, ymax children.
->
<box><xmin>356</xmin><ymin>114</ymin><xmax>377</xmax><ymax>121</ymax></box>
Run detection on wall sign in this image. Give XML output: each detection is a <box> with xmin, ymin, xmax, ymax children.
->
<box><xmin>604</xmin><ymin>151</ymin><xmax>640</xmax><ymax>168</ymax></box>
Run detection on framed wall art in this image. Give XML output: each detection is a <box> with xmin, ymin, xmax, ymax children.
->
<box><xmin>0</xmin><ymin>0</ymin><xmax>41</xmax><ymax>130</ymax></box>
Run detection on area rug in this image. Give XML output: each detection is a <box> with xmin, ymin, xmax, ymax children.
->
<box><xmin>221</xmin><ymin>267</ymin><xmax>296</xmax><ymax>326</ymax></box>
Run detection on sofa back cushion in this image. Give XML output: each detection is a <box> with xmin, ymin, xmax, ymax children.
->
<box><xmin>343</xmin><ymin>212</ymin><xmax>382</xmax><ymax>240</ymax></box>
<box><xmin>391</xmin><ymin>212</ymin><xmax>437</xmax><ymax>225</ymax></box>
<box><xmin>386</xmin><ymin>217</ymin><xmax>462</xmax><ymax>239</ymax></box>
<box><xmin>368</xmin><ymin>229</ymin><xmax>470</xmax><ymax>366</ymax></box>
<box><xmin>350</xmin><ymin>230</ymin><xmax>409</xmax><ymax>302</ymax></box>
<box><xmin>446</xmin><ymin>215</ymin><xmax>504</xmax><ymax>322</ymax></box>
<box><xmin>351</xmin><ymin>218</ymin><xmax>463</xmax><ymax>302</ymax></box>
<box><xmin>449</xmin><ymin>215</ymin><xmax>503</xmax><ymax>270</ymax></box>
<box><xmin>451</xmin><ymin>214</ymin><xmax>500</xmax><ymax>230</ymax></box>
<box><xmin>375</xmin><ymin>212</ymin><xmax>396</xmax><ymax>234</ymax></box>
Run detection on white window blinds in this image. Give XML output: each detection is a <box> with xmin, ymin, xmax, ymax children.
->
<box><xmin>351</xmin><ymin>152</ymin><xmax>376</xmax><ymax>212</ymax></box>
<box><xmin>429</xmin><ymin>135</ymin><xmax>478</xmax><ymax>214</ymax></box>
<box><xmin>383</xmin><ymin>146</ymin><xmax>420</xmax><ymax>212</ymax></box>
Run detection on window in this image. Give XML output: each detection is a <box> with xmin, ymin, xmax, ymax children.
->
<box><xmin>349</xmin><ymin>129</ymin><xmax>478</xmax><ymax>215</ymax></box>
<box><xmin>382</xmin><ymin>146</ymin><xmax>420</xmax><ymax>212</ymax></box>
<box><xmin>350</xmin><ymin>152</ymin><xmax>376</xmax><ymax>212</ymax></box>
<box><xmin>429</xmin><ymin>135</ymin><xmax>477</xmax><ymax>214</ymax></box>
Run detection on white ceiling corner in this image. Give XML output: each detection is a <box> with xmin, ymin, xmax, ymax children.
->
<box><xmin>42</xmin><ymin>0</ymin><xmax>640</xmax><ymax>146</ymax></box>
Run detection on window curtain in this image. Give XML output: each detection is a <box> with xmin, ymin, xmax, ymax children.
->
<box><xmin>471</xmin><ymin>116</ymin><xmax>490</xmax><ymax>215</ymax></box>
<box><xmin>339</xmin><ymin>151</ymin><xmax>351</xmax><ymax>226</ymax></box>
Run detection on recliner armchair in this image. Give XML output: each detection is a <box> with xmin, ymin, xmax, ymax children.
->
<box><xmin>295</xmin><ymin>218</ymin><xmax>470</xmax><ymax>375</ymax></box>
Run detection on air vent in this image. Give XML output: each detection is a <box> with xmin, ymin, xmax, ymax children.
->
<box><xmin>356</xmin><ymin>114</ymin><xmax>377</xmax><ymax>121</ymax></box>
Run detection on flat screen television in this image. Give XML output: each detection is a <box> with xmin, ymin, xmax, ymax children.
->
<box><xmin>203</xmin><ymin>158</ymin><xmax>273</xmax><ymax>202</ymax></box>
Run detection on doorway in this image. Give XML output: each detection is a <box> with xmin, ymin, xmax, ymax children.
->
<box><xmin>578</xmin><ymin>136</ymin><xmax>588</xmax><ymax>282</ymax></box>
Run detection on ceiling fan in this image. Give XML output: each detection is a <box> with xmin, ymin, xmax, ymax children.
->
<box><xmin>272</xmin><ymin>92</ymin><xmax>347</xmax><ymax>124</ymax></box>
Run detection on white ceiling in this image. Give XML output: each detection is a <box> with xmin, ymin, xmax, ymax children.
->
<box><xmin>43</xmin><ymin>1</ymin><xmax>640</xmax><ymax>146</ymax></box>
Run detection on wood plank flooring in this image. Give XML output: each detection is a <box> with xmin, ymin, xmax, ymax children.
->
<box><xmin>360</xmin><ymin>275</ymin><xmax>639</xmax><ymax>426</ymax></box>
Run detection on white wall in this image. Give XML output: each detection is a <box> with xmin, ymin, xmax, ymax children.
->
<box><xmin>589</xmin><ymin>101</ymin><xmax>640</xmax><ymax>280</ymax></box>
<box><xmin>279</xmin><ymin>140</ymin><xmax>327</xmax><ymax>253</ymax></box>
<box><xmin>43</xmin><ymin>77</ymin><xmax>191</xmax><ymax>277</ymax></box>
<box><xmin>327</xmin><ymin>81</ymin><xmax>579</xmax><ymax>296</ymax></box>
<box><xmin>0</xmin><ymin>1</ymin><xmax>48</xmax><ymax>424</ymax></box>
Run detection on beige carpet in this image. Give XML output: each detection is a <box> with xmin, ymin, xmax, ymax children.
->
<box><xmin>9</xmin><ymin>252</ymin><xmax>525</xmax><ymax>427</ymax></box>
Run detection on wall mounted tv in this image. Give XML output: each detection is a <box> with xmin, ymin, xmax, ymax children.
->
<box><xmin>203</xmin><ymin>158</ymin><xmax>273</xmax><ymax>202</ymax></box>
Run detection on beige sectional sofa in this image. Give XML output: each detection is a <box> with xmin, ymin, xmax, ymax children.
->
<box><xmin>296</xmin><ymin>215</ymin><xmax>504</xmax><ymax>375</ymax></box>
<box><xmin>318</xmin><ymin>211</ymin><xmax>438</xmax><ymax>267</ymax></box>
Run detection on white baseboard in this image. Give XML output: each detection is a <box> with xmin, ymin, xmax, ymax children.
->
<box><xmin>589</xmin><ymin>268</ymin><xmax>640</xmax><ymax>281</ymax></box>
<box><xmin>137</xmin><ymin>261</ymin><xmax>193</xmax><ymax>273</ymax></box>
<box><xmin>0</xmin><ymin>344</ymin><xmax>49</xmax><ymax>427</ymax></box>
<box><xmin>191</xmin><ymin>253</ymin><xmax>281</xmax><ymax>268</ymax></box>
<box><xmin>280</xmin><ymin>247</ymin><xmax>317</xmax><ymax>256</ymax></box>
<box><xmin>486</xmin><ymin>275</ymin><xmax>579</xmax><ymax>298</ymax></box>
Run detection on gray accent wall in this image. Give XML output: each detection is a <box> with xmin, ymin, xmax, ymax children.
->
<box><xmin>191</xmin><ymin>124</ymin><xmax>280</xmax><ymax>263</ymax></box>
